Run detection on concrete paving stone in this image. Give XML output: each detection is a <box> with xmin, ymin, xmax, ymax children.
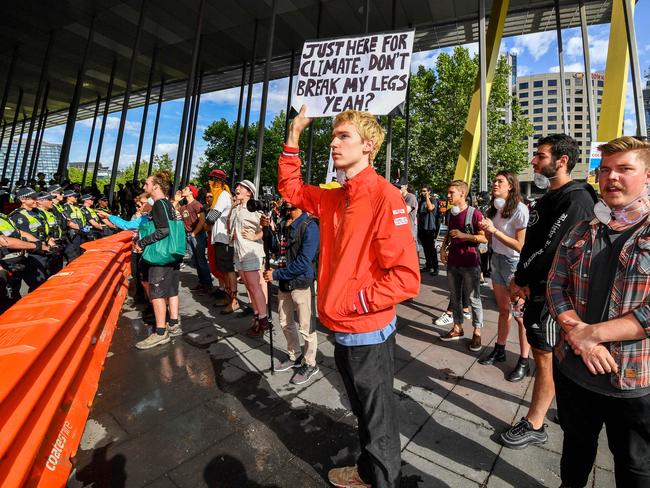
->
<box><xmin>167</xmin><ymin>422</ymin><xmax>294</xmax><ymax>488</ymax></box>
<box><xmin>594</xmin><ymin>428</ymin><xmax>614</xmax><ymax>471</ymax></box>
<box><xmin>488</xmin><ymin>443</ymin><xmax>561</xmax><ymax>488</ymax></box>
<box><xmin>297</xmin><ymin>366</ymin><xmax>352</xmax><ymax>418</ymax></box>
<box><xmin>396</xmin><ymin>343</ymin><xmax>472</xmax><ymax>390</ymax></box>
<box><xmin>103</xmin><ymin>365</ymin><xmax>219</xmax><ymax>436</ymax></box>
<box><xmin>396</xmin><ymin>391</ymin><xmax>435</xmax><ymax>449</ymax></box>
<box><xmin>78</xmin><ymin>412</ymin><xmax>128</xmax><ymax>452</ymax></box>
<box><xmin>394</xmin><ymin>376</ymin><xmax>452</xmax><ymax>411</ymax></box>
<box><xmin>261</xmin><ymin>360</ymin><xmax>336</xmax><ymax>400</ymax></box>
<box><xmin>262</xmin><ymin>458</ymin><xmax>329</xmax><ymax>488</ymax></box>
<box><xmin>77</xmin><ymin>403</ymin><xmax>239</xmax><ymax>487</ymax></box>
<box><xmin>405</xmin><ymin>410</ymin><xmax>505</xmax><ymax>485</ymax></box>
<box><xmin>395</xmin><ymin>324</ymin><xmax>436</xmax><ymax>362</ymax></box>
<box><xmin>183</xmin><ymin>324</ymin><xmax>231</xmax><ymax>347</ymax></box>
<box><xmin>143</xmin><ymin>476</ymin><xmax>179</xmax><ymax>488</ymax></box>
<box><xmin>93</xmin><ymin>341</ymin><xmax>215</xmax><ymax>412</ymax></box>
<box><xmin>593</xmin><ymin>466</ymin><xmax>615</xmax><ymax>487</ymax></box>
<box><xmin>400</xmin><ymin>449</ymin><xmax>480</xmax><ymax>488</ymax></box>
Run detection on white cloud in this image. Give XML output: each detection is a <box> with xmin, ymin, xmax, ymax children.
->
<box><xmin>550</xmin><ymin>61</ymin><xmax>585</xmax><ymax>73</ymax></box>
<box><xmin>624</xmin><ymin>118</ymin><xmax>636</xmax><ymax>135</ymax></box>
<box><xmin>203</xmin><ymin>78</ymin><xmax>290</xmax><ymax>119</ymax></box>
<box><xmin>516</xmin><ymin>64</ymin><xmax>531</xmax><ymax>76</ymax></box>
<box><xmin>563</xmin><ymin>33</ymin><xmax>608</xmax><ymax>70</ymax></box>
<box><xmin>513</xmin><ymin>31</ymin><xmax>556</xmax><ymax>61</ymax></box>
<box><xmin>411</xmin><ymin>50</ymin><xmax>439</xmax><ymax>71</ymax></box>
<box><xmin>463</xmin><ymin>42</ymin><xmax>479</xmax><ymax>58</ymax></box>
<box><xmin>156</xmin><ymin>143</ymin><xmax>178</xmax><ymax>156</ymax></box>
<box><xmin>79</xmin><ymin>116</ymin><xmax>140</xmax><ymax>133</ymax></box>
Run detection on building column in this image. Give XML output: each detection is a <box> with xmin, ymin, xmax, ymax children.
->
<box><xmin>28</xmin><ymin>81</ymin><xmax>49</xmax><ymax>181</ymax></box>
<box><xmin>183</xmin><ymin>71</ymin><xmax>203</xmax><ymax>186</ymax></box>
<box><xmin>59</xmin><ymin>15</ymin><xmax>95</xmax><ymax>177</ymax></box>
<box><xmin>173</xmin><ymin>0</ymin><xmax>205</xmax><ymax>195</ymax></box>
<box><xmin>305</xmin><ymin>1</ymin><xmax>323</xmax><ymax>184</ymax></box>
<box><xmin>253</xmin><ymin>0</ymin><xmax>278</xmax><ymax>190</ymax></box>
<box><xmin>230</xmin><ymin>61</ymin><xmax>247</xmax><ymax>187</ymax></box>
<box><xmin>0</xmin><ymin>45</ymin><xmax>18</xmax><ymax>127</ymax></box>
<box><xmin>2</xmin><ymin>88</ymin><xmax>23</xmax><ymax>181</ymax></box>
<box><xmin>478</xmin><ymin>0</ymin><xmax>488</xmax><ymax>192</ymax></box>
<box><xmin>82</xmin><ymin>95</ymin><xmax>101</xmax><ymax>187</ymax></box>
<box><xmin>283</xmin><ymin>52</ymin><xmax>295</xmax><ymax>141</ymax></box>
<box><xmin>32</xmin><ymin>109</ymin><xmax>49</xmax><ymax>179</ymax></box>
<box><xmin>385</xmin><ymin>0</ymin><xmax>397</xmax><ymax>181</ymax></box>
<box><xmin>92</xmin><ymin>59</ymin><xmax>116</xmax><ymax>187</ymax></box>
<box><xmin>239</xmin><ymin>19</ymin><xmax>259</xmax><ymax>181</ymax></box>
<box><xmin>622</xmin><ymin>0</ymin><xmax>647</xmax><ymax>137</ymax></box>
<box><xmin>22</xmin><ymin>31</ymin><xmax>53</xmax><ymax>176</ymax></box>
<box><xmin>133</xmin><ymin>47</ymin><xmax>157</xmax><ymax>184</ymax></box>
<box><xmin>554</xmin><ymin>0</ymin><xmax>569</xmax><ymax>134</ymax></box>
<box><xmin>109</xmin><ymin>0</ymin><xmax>146</xmax><ymax>205</ymax></box>
<box><xmin>10</xmin><ymin>114</ymin><xmax>27</xmax><ymax>184</ymax></box>
<box><xmin>147</xmin><ymin>80</ymin><xmax>164</xmax><ymax>176</ymax></box>
<box><xmin>579</xmin><ymin>0</ymin><xmax>597</xmax><ymax>143</ymax></box>
<box><xmin>597</xmin><ymin>0</ymin><xmax>630</xmax><ymax>141</ymax></box>
<box><xmin>454</xmin><ymin>0</ymin><xmax>509</xmax><ymax>184</ymax></box>
<box><xmin>404</xmin><ymin>80</ymin><xmax>411</xmax><ymax>181</ymax></box>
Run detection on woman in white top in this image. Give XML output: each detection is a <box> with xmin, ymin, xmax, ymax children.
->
<box><xmin>228</xmin><ymin>180</ymin><xmax>269</xmax><ymax>335</ymax></box>
<box><xmin>478</xmin><ymin>171</ymin><xmax>531</xmax><ymax>382</ymax></box>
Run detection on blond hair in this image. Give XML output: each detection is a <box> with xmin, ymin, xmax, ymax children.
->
<box><xmin>332</xmin><ymin>110</ymin><xmax>385</xmax><ymax>162</ymax></box>
<box><xmin>448</xmin><ymin>179</ymin><xmax>468</xmax><ymax>195</ymax></box>
<box><xmin>598</xmin><ymin>136</ymin><xmax>650</xmax><ymax>168</ymax></box>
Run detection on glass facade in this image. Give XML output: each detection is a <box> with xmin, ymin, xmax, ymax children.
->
<box><xmin>0</xmin><ymin>140</ymin><xmax>61</xmax><ymax>186</ymax></box>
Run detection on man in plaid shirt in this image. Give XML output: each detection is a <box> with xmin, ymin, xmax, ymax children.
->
<box><xmin>547</xmin><ymin>136</ymin><xmax>650</xmax><ymax>488</ymax></box>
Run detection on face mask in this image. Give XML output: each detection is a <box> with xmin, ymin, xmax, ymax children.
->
<box><xmin>449</xmin><ymin>205</ymin><xmax>461</xmax><ymax>216</ymax></box>
<box><xmin>493</xmin><ymin>198</ymin><xmax>506</xmax><ymax>210</ymax></box>
<box><xmin>594</xmin><ymin>188</ymin><xmax>650</xmax><ymax>229</ymax></box>
<box><xmin>147</xmin><ymin>197</ymin><xmax>154</xmax><ymax>206</ymax></box>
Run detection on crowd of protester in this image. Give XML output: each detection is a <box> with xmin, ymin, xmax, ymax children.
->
<box><xmin>2</xmin><ymin>107</ymin><xmax>649</xmax><ymax>488</ymax></box>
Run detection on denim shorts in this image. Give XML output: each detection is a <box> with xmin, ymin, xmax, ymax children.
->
<box><xmin>234</xmin><ymin>256</ymin><xmax>264</xmax><ymax>272</ymax></box>
<box><xmin>491</xmin><ymin>253</ymin><xmax>519</xmax><ymax>286</ymax></box>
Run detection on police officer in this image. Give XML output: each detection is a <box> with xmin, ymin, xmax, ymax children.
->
<box><xmin>62</xmin><ymin>190</ymin><xmax>87</xmax><ymax>262</ymax></box>
<box><xmin>79</xmin><ymin>194</ymin><xmax>105</xmax><ymax>239</ymax></box>
<box><xmin>0</xmin><ymin>209</ymin><xmax>43</xmax><ymax>312</ymax></box>
<box><xmin>35</xmin><ymin>192</ymin><xmax>64</xmax><ymax>276</ymax></box>
<box><xmin>95</xmin><ymin>195</ymin><xmax>117</xmax><ymax>236</ymax></box>
<box><xmin>9</xmin><ymin>187</ymin><xmax>51</xmax><ymax>291</ymax></box>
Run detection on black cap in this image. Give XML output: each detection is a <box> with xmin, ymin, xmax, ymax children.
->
<box><xmin>47</xmin><ymin>184</ymin><xmax>62</xmax><ymax>194</ymax></box>
<box><xmin>36</xmin><ymin>191</ymin><xmax>55</xmax><ymax>200</ymax></box>
<box><xmin>62</xmin><ymin>189</ymin><xmax>78</xmax><ymax>198</ymax></box>
<box><xmin>15</xmin><ymin>187</ymin><xmax>38</xmax><ymax>199</ymax></box>
<box><xmin>98</xmin><ymin>195</ymin><xmax>108</xmax><ymax>201</ymax></box>
<box><xmin>80</xmin><ymin>194</ymin><xmax>95</xmax><ymax>201</ymax></box>
<box><xmin>391</xmin><ymin>178</ymin><xmax>406</xmax><ymax>189</ymax></box>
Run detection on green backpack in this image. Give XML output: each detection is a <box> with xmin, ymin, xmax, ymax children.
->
<box><xmin>140</xmin><ymin>200</ymin><xmax>186</xmax><ymax>266</ymax></box>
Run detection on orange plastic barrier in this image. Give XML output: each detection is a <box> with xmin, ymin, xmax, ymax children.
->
<box><xmin>0</xmin><ymin>231</ymin><xmax>134</xmax><ymax>488</ymax></box>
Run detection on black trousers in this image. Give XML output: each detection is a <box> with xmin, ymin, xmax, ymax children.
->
<box><xmin>24</xmin><ymin>253</ymin><xmax>48</xmax><ymax>292</ymax></box>
<box><xmin>334</xmin><ymin>332</ymin><xmax>401</xmax><ymax>488</ymax></box>
<box><xmin>64</xmin><ymin>233</ymin><xmax>82</xmax><ymax>263</ymax></box>
<box><xmin>418</xmin><ymin>228</ymin><xmax>438</xmax><ymax>272</ymax></box>
<box><xmin>554</xmin><ymin>366</ymin><xmax>650</xmax><ymax>488</ymax></box>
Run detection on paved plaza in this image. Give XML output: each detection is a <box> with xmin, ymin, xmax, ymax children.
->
<box><xmin>73</xmin><ymin>262</ymin><xmax>615</xmax><ymax>488</ymax></box>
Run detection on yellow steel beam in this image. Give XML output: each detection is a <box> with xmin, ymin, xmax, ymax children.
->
<box><xmin>597</xmin><ymin>0</ymin><xmax>630</xmax><ymax>141</ymax></box>
<box><xmin>453</xmin><ymin>0</ymin><xmax>510</xmax><ymax>184</ymax></box>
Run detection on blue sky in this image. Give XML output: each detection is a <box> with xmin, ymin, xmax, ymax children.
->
<box><xmin>43</xmin><ymin>2</ymin><xmax>650</xmax><ymax>177</ymax></box>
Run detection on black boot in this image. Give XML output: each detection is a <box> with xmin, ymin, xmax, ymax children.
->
<box><xmin>479</xmin><ymin>344</ymin><xmax>506</xmax><ymax>365</ymax></box>
<box><xmin>507</xmin><ymin>357</ymin><xmax>530</xmax><ymax>382</ymax></box>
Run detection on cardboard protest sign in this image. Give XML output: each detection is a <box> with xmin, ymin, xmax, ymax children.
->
<box><xmin>292</xmin><ymin>30</ymin><xmax>415</xmax><ymax>117</ymax></box>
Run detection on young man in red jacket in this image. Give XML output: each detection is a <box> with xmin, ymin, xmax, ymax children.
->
<box><xmin>279</xmin><ymin>105</ymin><xmax>420</xmax><ymax>488</ymax></box>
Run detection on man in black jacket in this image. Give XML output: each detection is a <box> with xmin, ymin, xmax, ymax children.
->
<box><xmin>500</xmin><ymin>134</ymin><xmax>597</xmax><ymax>449</ymax></box>
<box><xmin>262</xmin><ymin>202</ymin><xmax>320</xmax><ymax>385</ymax></box>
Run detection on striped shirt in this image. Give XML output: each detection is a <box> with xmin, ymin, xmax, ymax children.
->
<box><xmin>547</xmin><ymin>217</ymin><xmax>650</xmax><ymax>391</ymax></box>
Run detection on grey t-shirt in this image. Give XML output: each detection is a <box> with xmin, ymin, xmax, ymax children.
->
<box><xmin>405</xmin><ymin>192</ymin><xmax>418</xmax><ymax>237</ymax></box>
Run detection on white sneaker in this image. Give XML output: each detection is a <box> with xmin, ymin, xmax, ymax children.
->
<box><xmin>463</xmin><ymin>311</ymin><xmax>472</xmax><ymax>320</ymax></box>
<box><xmin>168</xmin><ymin>322</ymin><xmax>182</xmax><ymax>337</ymax></box>
<box><xmin>434</xmin><ymin>312</ymin><xmax>453</xmax><ymax>326</ymax></box>
<box><xmin>136</xmin><ymin>331</ymin><xmax>170</xmax><ymax>350</ymax></box>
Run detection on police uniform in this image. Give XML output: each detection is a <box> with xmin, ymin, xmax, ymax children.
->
<box><xmin>0</xmin><ymin>212</ymin><xmax>27</xmax><ymax>312</ymax></box>
<box><xmin>95</xmin><ymin>198</ymin><xmax>115</xmax><ymax>237</ymax></box>
<box><xmin>62</xmin><ymin>190</ymin><xmax>87</xmax><ymax>263</ymax></box>
<box><xmin>79</xmin><ymin>194</ymin><xmax>102</xmax><ymax>240</ymax></box>
<box><xmin>9</xmin><ymin>188</ymin><xmax>48</xmax><ymax>292</ymax></box>
<box><xmin>35</xmin><ymin>192</ymin><xmax>64</xmax><ymax>276</ymax></box>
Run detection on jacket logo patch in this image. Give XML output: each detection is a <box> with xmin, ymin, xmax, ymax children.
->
<box><xmin>392</xmin><ymin>209</ymin><xmax>405</xmax><ymax>215</ymax></box>
<box><xmin>394</xmin><ymin>216</ymin><xmax>408</xmax><ymax>226</ymax></box>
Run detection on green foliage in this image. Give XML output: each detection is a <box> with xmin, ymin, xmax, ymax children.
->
<box><xmin>201</xmin><ymin>46</ymin><xmax>532</xmax><ymax>195</ymax></box>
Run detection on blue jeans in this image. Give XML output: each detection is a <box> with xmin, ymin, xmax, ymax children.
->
<box><xmin>187</xmin><ymin>231</ymin><xmax>212</xmax><ymax>285</ymax></box>
<box><xmin>447</xmin><ymin>265</ymin><xmax>483</xmax><ymax>328</ymax></box>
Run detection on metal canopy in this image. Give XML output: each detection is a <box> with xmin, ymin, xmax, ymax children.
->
<box><xmin>0</xmin><ymin>0</ymin><xmax>613</xmax><ymax>130</ymax></box>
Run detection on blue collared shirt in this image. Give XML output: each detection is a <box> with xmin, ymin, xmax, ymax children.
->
<box><xmin>334</xmin><ymin>316</ymin><xmax>397</xmax><ymax>346</ymax></box>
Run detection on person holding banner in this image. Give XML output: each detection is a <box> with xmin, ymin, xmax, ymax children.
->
<box><xmin>278</xmin><ymin>105</ymin><xmax>420</xmax><ymax>488</ymax></box>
